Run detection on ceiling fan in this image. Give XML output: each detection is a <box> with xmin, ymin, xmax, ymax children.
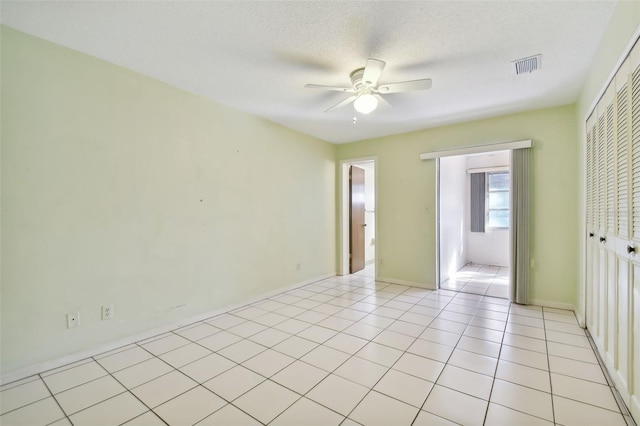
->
<box><xmin>305</xmin><ymin>58</ymin><xmax>432</xmax><ymax>114</ymax></box>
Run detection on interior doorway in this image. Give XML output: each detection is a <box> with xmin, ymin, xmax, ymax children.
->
<box><xmin>340</xmin><ymin>159</ymin><xmax>376</xmax><ymax>277</ymax></box>
<box><xmin>349</xmin><ymin>165</ymin><xmax>366</xmax><ymax>273</ymax></box>
<box><xmin>437</xmin><ymin>150</ymin><xmax>511</xmax><ymax>298</ymax></box>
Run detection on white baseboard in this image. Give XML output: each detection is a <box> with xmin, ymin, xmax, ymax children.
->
<box><xmin>528</xmin><ymin>299</ymin><xmax>576</xmax><ymax>313</ymax></box>
<box><xmin>574</xmin><ymin>307</ymin><xmax>586</xmax><ymax>328</ymax></box>
<box><xmin>631</xmin><ymin>395</ymin><xmax>639</xmax><ymax>423</ymax></box>
<box><xmin>377</xmin><ymin>276</ymin><xmax>436</xmax><ymax>290</ymax></box>
<box><xmin>1</xmin><ymin>272</ymin><xmax>336</xmax><ymax>385</ymax></box>
<box><xmin>605</xmin><ymin>354</ymin><xmax>616</xmax><ymax>374</ymax></box>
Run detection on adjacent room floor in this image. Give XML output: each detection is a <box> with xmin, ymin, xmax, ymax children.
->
<box><xmin>440</xmin><ymin>263</ymin><xmax>510</xmax><ymax>299</ymax></box>
<box><xmin>1</xmin><ymin>269</ymin><xmax>634</xmax><ymax>426</ymax></box>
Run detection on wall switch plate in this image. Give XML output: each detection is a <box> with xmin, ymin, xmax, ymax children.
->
<box><xmin>102</xmin><ymin>304</ymin><xmax>114</xmax><ymax>320</ymax></box>
<box><xmin>67</xmin><ymin>312</ymin><xmax>80</xmax><ymax>328</ymax></box>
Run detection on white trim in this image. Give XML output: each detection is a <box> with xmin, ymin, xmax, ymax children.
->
<box><xmin>420</xmin><ymin>140</ymin><xmax>533</xmax><ymax>160</ymax></box>
<box><xmin>435</xmin><ymin>158</ymin><xmax>441</xmax><ymax>288</ymax></box>
<box><xmin>528</xmin><ymin>298</ymin><xmax>576</xmax><ymax>313</ymax></box>
<box><xmin>377</xmin><ymin>276</ymin><xmax>436</xmax><ymax>290</ymax></box>
<box><xmin>466</xmin><ymin>166</ymin><xmax>509</xmax><ymax>174</ymax></box>
<box><xmin>631</xmin><ymin>395</ymin><xmax>640</xmax><ymax>423</ymax></box>
<box><xmin>340</xmin><ymin>162</ymin><xmax>350</xmax><ymax>276</ymax></box>
<box><xmin>0</xmin><ymin>272</ymin><xmax>335</xmax><ymax>385</ymax></box>
<box><xmin>583</xmin><ymin>24</ymin><xmax>640</xmax><ymax>122</ymax></box>
<box><xmin>339</xmin><ymin>157</ymin><xmax>378</xmax><ymax>278</ymax></box>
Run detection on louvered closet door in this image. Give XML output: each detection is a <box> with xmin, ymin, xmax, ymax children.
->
<box><xmin>606</xmin><ymin>85</ymin><xmax>619</xmax><ymax>363</ymax></box>
<box><xmin>592</xmin><ymin>87</ymin><xmax>611</xmax><ymax>353</ymax></box>
<box><xmin>613</xmin><ymin>63</ymin><xmax>631</xmax><ymax>401</ymax></box>
<box><xmin>630</xmin><ymin>41</ymin><xmax>640</xmax><ymax>420</ymax></box>
<box><xmin>585</xmin><ymin>38</ymin><xmax>640</xmax><ymax>422</ymax></box>
<box><xmin>586</xmin><ymin>114</ymin><xmax>598</xmax><ymax>334</ymax></box>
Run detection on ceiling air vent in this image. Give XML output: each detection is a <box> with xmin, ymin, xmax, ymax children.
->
<box><xmin>512</xmin><ymin>54</ymin><xmax>541</xmax><ymax>75</ymax></box>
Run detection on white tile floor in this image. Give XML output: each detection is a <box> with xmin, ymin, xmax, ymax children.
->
<box><xmin>440</xmin><ymin>263</ymin><xmax>510</xmax><ymax>299</ymax></box>
<box><xmin>1</xmin><ymin>266</ymin><xmax>634</xmax><ymax>426</ymax></box>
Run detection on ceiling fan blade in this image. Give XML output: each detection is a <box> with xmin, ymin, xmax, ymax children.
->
<box><xmin>325</xmin><ymin>95</ymin><xmax>357</xmax><ymax>113</ymax></box>
<box><xmin>362</xmin><ymin>58</ymin><xmax>386</xmax><ymax>87</ymax></box>
<box><xmin>305</xmin><ymin>84</ymin><xmax>355</xmax><ymax>92</ymax></box>
<box><xmin>377</xmin><ymin>78</ymin><xmax>432</xmax><ymax>94</ymax></box>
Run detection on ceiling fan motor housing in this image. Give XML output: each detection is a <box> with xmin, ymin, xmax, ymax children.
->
<box><xmin>350</xmin><ymin>68</ymin><xmax>367</xmax><ymax>90</ymax></box>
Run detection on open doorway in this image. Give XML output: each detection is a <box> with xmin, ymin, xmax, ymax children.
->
<box><xmin>340</xmin><ymin>159</ymin><xmax>376</xmax><ymax>277</ymax></box>
<box><xmin>438</xmin><ymin>150</ymin><xmax>511</xmax><ymax>298</ymax></box>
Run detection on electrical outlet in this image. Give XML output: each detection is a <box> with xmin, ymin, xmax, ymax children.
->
<box><xmin>67</xmin><ymin>312</ymin><xmax>80</xmax><ymax>328</ymax></box>
<box><xmin>102</xmin><ymin>304</ymin><xmax>114</xmax><ymax>320</ymax></box>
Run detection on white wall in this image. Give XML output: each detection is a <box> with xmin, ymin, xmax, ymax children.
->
<box><xmin>362</xmin><ymin>162</ymin><xmax>376</xmax><ymax>265</ymax></box>
<box><xmin>1</xmin><ymin>27</ymin><xmax>337</xmax><ymax>376</ymax></box>
<box><xmin>439</xmin><ymin>156</ymin><xmax>468</xmax><ymax>281</ymax></box>
<box><xmin>465</xmin><ymin>151</ymin><xmax>510</xmax><ymax>267</ymax></box>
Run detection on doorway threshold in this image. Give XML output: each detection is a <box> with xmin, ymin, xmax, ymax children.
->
<box><xmin>440</xmin><ymin>263</ymin><xmax>509</xmax><ymax>299</ymax></box>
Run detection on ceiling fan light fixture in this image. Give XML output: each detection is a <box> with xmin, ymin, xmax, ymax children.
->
<box><xmin>306</xmin><ymin>58</ymin><xmax>432</xmax><ymax>115</ymax></box>
<box><xmin>354</xmin><ymin>93</ymin><xmax>378</xmax><ymax>114</ymax></box>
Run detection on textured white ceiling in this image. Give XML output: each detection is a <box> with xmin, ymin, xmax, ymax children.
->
<box><xmin>1</xmin><ymin>1</ymin><xmax>616</xmax><ymax>143</ymax></box>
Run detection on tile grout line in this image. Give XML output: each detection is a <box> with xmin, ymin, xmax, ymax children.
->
<box><xmin>37</xmin><ymin>372</ymin><xmax>73</xmax><ymax>426</ymax></box>
<box><xmin>583</xmin><ymin>328</ymin><xmax>637</xmax><ymax>426</ymax></box>
<box><xmin>91</xmin><ymin>353</ymin><xmax>170</xmax><ymax>426</ymax></box>
<box><xmin>481</xmin><ymin>297</ymin><xmax>512</xmax><ymax>426</ymax></box>
<box><xmin>0</xmin><ymin>382</ymin><xmax>56</xmax><ymax>419</ymax></box>
<box><xmin>291</xmin><ymin>277</ymin><xmax>461</xmax><ymax>421</ymax></box>
<box><xmin>541</xmin><ymin>306</ymin><xmax>557</xmax><ymax>426</ymax></box>
<box><xmin>410</xmin><ymin>293</ymin><xmax>502</xmax><ymax>424</ymax></box>
<box><xmin>277</xmin><ymin>281</ymin><xmax>442</xmax><ymax>423</ymax></box>
<box><xmin>263</xmin><ymin>273</ymin><xmax>400</xmax><ymax>424</ymax></box>
<box><xmin>497</xmin><ymin>307</ymin><xmax>630</xmax><ymax>422</ymax></box>
<box><xmin>139</xmin><ymin>340</ymin><xmax>276</xmax><ymax>425</ymax></box>
<box><xmin>128</xmin><ymin>342</ymin><xmax>267</xmax><ymax>426</ymax></box>
<box><xmin>336</xmin><ymin>288</ymin><xmax>469</xmax><ymax>425</ymax></box>
<box><xmin>409</xmin><ymin>297</ymin><xmax>473</xmax><ymax>424</ymax></box>
<box><xmin>92</xmin><ymin>337</ymin><xmax>265</xmax><ymax>425</ymax></box>
<box><xmin>192</xmin><ymin>273</ymin><xmax>395</xmax><ymax>425</ymax></box>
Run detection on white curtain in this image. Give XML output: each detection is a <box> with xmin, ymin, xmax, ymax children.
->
<box><xmin>510</xmin><ymin>148</ymin><xmax>530</xmax><ymax>304</ymax></box>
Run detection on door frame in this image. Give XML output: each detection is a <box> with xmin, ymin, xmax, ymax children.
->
<box><xmin>436</xmin><ymin>154</ymin><xmax>513</xmax><ymax>289</ymax></box>
<box><xmin>428</xmin><ymin>141</ymin><xmax>533</xmax><ymax>293</ymax></box>
<box><xmin>339</xmin><ymin>157</ymin><xmax>377</xmax><ymax>276</ymax></box>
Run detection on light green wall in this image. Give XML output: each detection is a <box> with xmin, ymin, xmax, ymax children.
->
<box><xmin>575</xmin><ymin>1</ymin><xmax>640</xmax><ymax>323</ymax></box>
<box><xmin>5</xmin><ymin>3</ymin><xmax>634</xmax><ymax>375</ymax></box>
<box><xmin>0</xmin><ymin>27</ymin><xmax>336</xmax><ymax>374</ymax></box>
<box><xmin>337</xmin><ymin>105</ymin><xmax>578</xmax><ymax>304</ymax></box>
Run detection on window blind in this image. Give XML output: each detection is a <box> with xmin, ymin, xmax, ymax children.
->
<box><xmin>470</xmin><ymin>173</ymin><xmax>485</xmax><ymax>233</ymax></box>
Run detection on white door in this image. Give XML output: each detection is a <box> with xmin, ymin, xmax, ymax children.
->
<box><xmin>585</xmin><ymin>38</ymin><xmax>640</xmax><ymax>420</ymax></box>
<box><xmin>630</xmin><ymin>45</ymin><xmax>640</xmax><ymax>417</ymax></box>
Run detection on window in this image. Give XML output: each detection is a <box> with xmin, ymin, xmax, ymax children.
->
<box><xmin>488</xmin><ymin>172</ymin><xmax>509</xmax><ymax>228</ymax></box>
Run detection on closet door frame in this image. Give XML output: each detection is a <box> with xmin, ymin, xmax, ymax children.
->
<box><xmin>584</xmin><ymin>35</ymin><xmax>640</xmax><ymax>421</ymax></box>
